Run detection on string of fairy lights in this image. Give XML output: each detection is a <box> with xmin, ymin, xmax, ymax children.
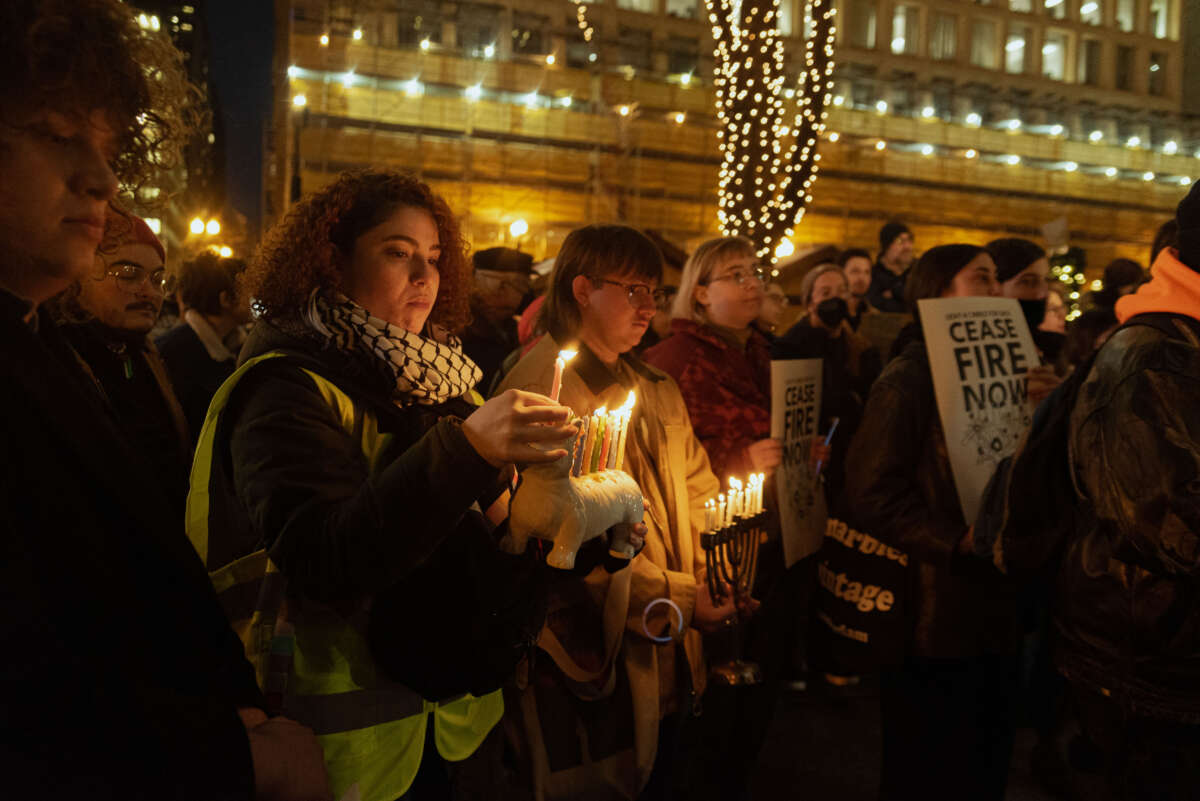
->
<box><xmin>706</xmin><ymin>0</ymin><xmax>837</xmax><ymax>262</ymax></box>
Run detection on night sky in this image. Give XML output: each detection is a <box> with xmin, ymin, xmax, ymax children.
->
<box><xmin>205</xmin><ymin>0</ymin><xmax>275</xmax><ymax>239</ymax></box>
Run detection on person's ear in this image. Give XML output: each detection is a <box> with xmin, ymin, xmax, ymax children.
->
<box><xmin>572</xmin><ymin>274</ymin><xmax>593</xmax><ymax>308</ymax></box>
<box><xmin>695</xmin><ymin>284</ymin><xmax>710</xmax><ymax>309</ymax></box>
<box><xmin>219</xmin><ymin>290</ymin><xmax>235</xmax><ymax>311</ymax></box>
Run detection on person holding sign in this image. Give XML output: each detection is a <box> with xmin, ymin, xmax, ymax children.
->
<box><xmin>844</xmin><ymin>245</ymin><xmax>1022</xmax><ymax>801</ymax></box>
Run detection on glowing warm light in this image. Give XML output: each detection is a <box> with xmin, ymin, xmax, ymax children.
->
<box><xmin>1007</xmin><ymin>119</ymin><xmax>1021</xmax><ymax>131</ymax></box>
<box><xmin>966</xmin><ymin>112</ymin><xmax>982</xmax><ymax>126</ymax></box>
<box><xmin>464</xmin><ymin>84</ymin><xmax>482</xmax><ymax>101</ymax></box>
<box><xmin>875</xmin><ymin>140</ymin><xmax>887</xmax><ymax>151</ymax></box>
<box><xmin>775</xmin><ymin>239</ymin><xmax>795</xmax><ymax>258</ymax></box>
<box><xmin>189</xmin><ymin>218</ymin><xmax>205</xmax><ymax>235</ymax></box>
<box><xmin>545</xmin><ymin>54</ymin><xmax>556</xmax><ymax>65</ymax></box>
<box><xmin>1105</xmin><ymin>167</ymin><xmax>1118</xmax><ymax>177</ymax></box>
<box><xmin>619</xmin><ymin>390</ymin><xmax>636</xmax><ymax>413</ymax></box>
<box><xmin>875</xmin><ymin>100</ymin><xmax>888</xmax><ymax>113</ymax></box>
<box><xmin>560</xmin><ymin>96</ymin><xmax>573</xmax><ymax>108</ymax></box>
<box><xmin>921</xmin><ymin>106</ymin><xmax>935</xmax><ymax>119</ymax></box>
<box><xmin>681</xmin><ymin>72</ymin><xmax>693</xmax><ymax>86</ymax></box>
<box><xmin>828</xmin><ymin>132</ymin><xmax>839</xmax><ymax>142</ymax></box>
<box><xmin>218</xmin><ymin>246</ymin><xmax>233</xmax><ymax>258</ymax></box>
<box><xmin>1090</xmin><ymin>130</ymin><xmax>1104</xmax><ymax>142</ymax></box>
<box><xmin>144</xmin><ymin>218</ymin><xmax>161</xmax><ymax>235</ymax></box>
<box><xmin>920</xmin><ymin>144</ymin><xmax>934</xmax><ymax>156</ymax></box>
<box><xmin>287</xmin><ymin>65</ymin><xmax>299</xmax><ymax>78</ymax></box>
<box><xmin>523</xmin><ymin>91</ymin><xmax>539</xmax><ymax>109</ymax></box>
<box><xmin>292</xmin><ymin>93</ymin><xmax>306</xmax><ymax>107</ymax></box>
<box><xmin>319</xmin><ymin>33</ymin><xmax>329</xmax><ymax>47</ymax></box>
<box><xmin>483</xmin><ymin>43</ymin><xmax>495</xmax><ymax>58</ymax></box>
<box><xmin>965</xmin><ymin>149</ymin><xmax>978</xmax><ymax>159</ymax></box>
<box><xmin>1181</xmin><ymin>176</ymin><xmax>1193</xmax><ymax>186</ymax></box>
<box><xmin>1063</xmin><ymin>161</ymin><xmax>1078</xmax><ymax>172</ymax></box>
<box><xmin>617</xmin><ymin>105</ymin><xmax>631</xmax><ymax>116</ymax></box>
<box><xmin>206</xmin><ymin>219</ymin><xmax>221</xmax><ymax>236</ymax></box>
<box><xmin>833</xmin><ymin>95</ymin><xmax>845</xmax><ymax>106</ymax></box>
<box><xmin>419</xmin><ymin>38</ymin><xmax>431</xmax><ymax>52</ymax></box>
<box><xmin>352</xmin><ymin>28</ymin><xmax>363</xmax><ymax>40</ymax></box>
<box><xmin>341</xmin><ymin>70</ymin><xmax>355</xmax><ymax>87</ymax></box>
<box><xmin>1050</xmin><ymin>124</ymin><xmax>1064</xmax><ymax>136</ymax></box>
<box><xmin>509</xmin><ymin>218</ymin><xmax>529</xmax><ymax>238</ymax></box>
<box><xmin>1004</xmin><ymin>154</ymin><xmax>1021</xmax><ymax>166</ymax></box>
<box><xmin>403</xmin><ymin>78</ymin><xmax>423</xmax><ymax>97</ymax></box>
<box><xmin>1164</xmin><ymin>141</ymin><xmax>1179</xmax><ymax>155</ymax></box>
<box><xmin>1127</xmin><ymin>136</ymin><xmax>1141</xmax><ymax>148</ymax></box>
<box><xmin>1143</xmin><ymin>171</ymin><xmax>1155</xmax><ymax>182</ymax></box>
<box><xmin>673</xmin><ymin>111</ymin><xmax>687</xmax><ymax>124</ymax></box>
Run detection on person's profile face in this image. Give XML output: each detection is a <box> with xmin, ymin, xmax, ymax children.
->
<box><xmin>1000</xmin><ymin>257</ymin><xmax>1050</xmax><ymax>301</ymax></box>
<box><xmin>342</xmin><ymin>205</ymin><xmax>441</xmax><ymax>333</ymax></box>
<box><xmin>0</xmin><ymin>108</ymin><xmax>120</xmax><ymax>294</ymax></box>
<box><xmin>941</xmin><ymin>253</ymin><xmax>1000</xmax><ymax>299</ymax></box>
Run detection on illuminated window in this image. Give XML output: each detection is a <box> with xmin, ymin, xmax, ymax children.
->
<box><xmin>1042</xmin><ymin>30</ymin><xmax>1068</xmax><ymax>80</ymax></box>
<box><xmin>1149</xmin><ymin>0</ymin><xmax>1172</xmax><ymax>39</ymax></box>
<box><xmin>1044</xmin><ymin>0</ymin><xmax>1065</xmax><ymax>20</ymax></box>
<box><xmin>666</xmin><ymin>0</ymin><xmax>699</xmax><ymax>18</ymax></box>
<box><xmin>617</xmin><ymin>0</ymin><xmax>654</xmax><ymax>11</ymax></box>
<box><xmin>970</xmin><ymin>20</ymin><xmax>998</xmax><ymax>69</ymax></box>
<box><xmin>511</xmin><ymin>11</ymin><xmax>547</xmax><ymax>55</ymax></box>
<box><xmin>1080</xmin><ymin>0</ymin><xmax>1102</xmax><ymax>25</ymax></box>
<box><xmin>930</xmin><ymin>14</ymin><xmax>957</xmax><ymax>60</ymax></box>
<box><xmin>777</xmin><ymin>0</ymin><xmax>794</xmax><ymax>36</ymax></box>
<box><xmin>1010</xmin><ymin>0</ymin><xmax>1032</xmax><ymax>10</ymax></box>
<box><xmin>1005</xmin><ymin>25</ymin><xmax>1030</xmax><ymax>73</ymax></box>
<box><xmin>891</xmin><ymin>5</ymin><xmax>919</xmax><ymax>55</ymax></box>
<box><xmin>1116</xmin><ymin>0</ymin><xmax>1135</xmax><ymax>31</ymax></box>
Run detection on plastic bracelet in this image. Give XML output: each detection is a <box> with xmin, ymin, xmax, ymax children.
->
<box><xmin>641</xmin><ymin>597</ymin><xmax>685</xmax><ymax>644</ymax></box>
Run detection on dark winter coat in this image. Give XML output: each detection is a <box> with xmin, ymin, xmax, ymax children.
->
<box><xmin>642</xmin><ymin>318</ymin><xmax>771</xmax><ymax>481</ymax></box>
<box><xmin>866</xmin><ymin>261</ymin><xmax>908</xmax><ymax>314</ymax></box>
<box><xmin>1055</xmin><ymin>319</ymin><xmax>1200</xmax><ymax>721</ymax></box>
<box><xmin>0</xmin><ymin>290</ymin><xmax>264</xmax><ymax>799</ymax></box>
<box><xmin>843</xmin><ymin>335</ymin><xmax>1021</xmax><ymax>660</ymax></box>
<box><xmin>157</xmin><ymin>320</ymin><xmax>236</xmax><ymax>441</ymax></box>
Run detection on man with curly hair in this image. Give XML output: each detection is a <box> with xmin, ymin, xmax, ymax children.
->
<box><xmin>0</xmin><ymin>2</ymin><xmax>328</xmax><ymax>798</ymax></box>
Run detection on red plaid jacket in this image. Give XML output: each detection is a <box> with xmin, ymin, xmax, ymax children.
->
<box><xmin>642</xmin><ymin>318</ymin><xmax>771</xmax><ymax>482</ymax></box>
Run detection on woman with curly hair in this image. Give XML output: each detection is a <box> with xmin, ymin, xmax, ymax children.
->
<box><xmin>189</xmin><ymin>168</ymin><xmax>575</xmax><ymax>801</ymax></box>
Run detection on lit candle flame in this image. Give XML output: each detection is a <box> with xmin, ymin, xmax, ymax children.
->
<box><xmin>729</xmin><ymin>476</ymin><xmax>743</xmax><ymax>491</ymax></box>
<box><xmin>559</xmin><ymin>349</ymin><xmax>578</xmax><ymax>363</ymax></box>
<box><xmin>619</xmin><ymin>390</ymin><xmax>636</xmax><ymax>412</ymax></box>
<box><xmin>595</xmin><ymin>405</ymin><xmax>607</xmax><ymax>416</ymax></box>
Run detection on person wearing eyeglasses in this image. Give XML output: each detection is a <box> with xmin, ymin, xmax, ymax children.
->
<box><xmin>52</xmin><ymin>204</ymin><xmax>191</xmax><ymax>513</ymax></box>
<box><xmin>643</xmin><ymin>235</ymin><xmax>778</xmax><ymax>482</ymax></box>
<box><xmin>497</xmin><ymin>224</ymin><xmax>732</xmax><ymax>800</ymax></box>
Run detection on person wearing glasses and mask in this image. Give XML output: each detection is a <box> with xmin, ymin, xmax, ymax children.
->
<box><xmin>498</xmin><ymin>224</ymin><xmax>732</xmax><ymax>800</ymax></box>
<box><xmin>53</xmin><ymin>204</ymin><xmax>191</xmax><ymax>512</ymax></box>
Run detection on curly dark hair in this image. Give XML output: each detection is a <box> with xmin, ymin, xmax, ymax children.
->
<box><xmin>245</xmin><ymin>169</ymin><xmax>472</xmax><ymax>333</ymax></box>
<box><xmin>0</xmin><ymin>0</ymin><xmax>199</xmax><ymax>193</ymax></box>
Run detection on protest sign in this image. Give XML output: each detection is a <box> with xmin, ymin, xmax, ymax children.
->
<box><xmin>770</xmin><ymin>358</ymin><xmax>825</xmax><ymax>567</ymax></box>
<box><xmin>917</xmin><ymin>297</ymin><xmax>1039</xmax><ymax>524</ymax></box>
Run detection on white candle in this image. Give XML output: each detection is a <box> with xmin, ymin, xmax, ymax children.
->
<box><xmin>705</xmin><ymin>499</ymin><xmax>715</xmax><ymax>532</ymax></box>
<box><xmin>550</xmin><ymin>349</ymin><xmax>576</xmax><ymax>403</ymax></box>
<box><xmin>717</xmin><ymin>494</ymin><xmax>726</xmax><ymax>528</ymax></box>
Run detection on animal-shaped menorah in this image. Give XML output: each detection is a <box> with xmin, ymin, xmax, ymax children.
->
<box><xmin>506</xmin><ymin>426</ymin><xmax>644</xmax><ymax>570</ymax></box>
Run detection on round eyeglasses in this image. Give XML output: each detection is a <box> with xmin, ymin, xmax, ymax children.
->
<box><xmin>588</xmin><ymin>276</ymin><xmax>670</xmax><ymax>309</ymax></box>
<box><xmin>105</xmin><ymin>262</ymin><xmax>174</xmax><ymax>294</ymax></box>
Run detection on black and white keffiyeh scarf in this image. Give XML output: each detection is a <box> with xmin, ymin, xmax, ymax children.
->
<box><xmin>304</xmin><ymin>291</ymin><xmax>482</xmax><ymax>406</ymax></box>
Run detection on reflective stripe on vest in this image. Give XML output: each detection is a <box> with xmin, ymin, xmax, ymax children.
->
<box><xmin>186</xmin><ymin>351</ymin><xmax>502</xmax><ymax>801</ymax></box>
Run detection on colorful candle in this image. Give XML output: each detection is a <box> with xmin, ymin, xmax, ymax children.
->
<box><xmin>588</xmin><ymin>408</ymin><xmax>607</xmax><ymax>473</ymax></box>
<box><xmin>614</xmin><ymin>391</ymin><xmax>635</xmax><ymax>471</ymax></box>
<box><xmin>581</xmin><ymin>408</ymin><xmax>601</xmax><ymax>474</ymax></box>
<box><xmin>571</xmin><ymin>417</ymin><xmax>590</xmax><ymax>476</ymax></box>
<box><xmin>598</xmin><ymin>412</ymin><xmax>615</xmax><ymax>471</ymax></box>
<box><xmin>550</xmin><ymin>349</ymin><xmax>576</xmax><ymax>403</ymax></box>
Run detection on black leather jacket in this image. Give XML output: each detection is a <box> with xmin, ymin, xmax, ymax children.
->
<box><xmin>844</xmin><ymin>334</ymin><xmax>1021</xmax><ymax>660</ymax></box>
<box><xmin>1055</xmin><ymin>318</ymin><xmax>1200</xmax><ymax>722</ymax></box>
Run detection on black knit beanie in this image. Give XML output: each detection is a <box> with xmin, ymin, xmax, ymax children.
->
<box><xmin>878</xmin><ymin>221</ymin><xmax>911</xmax><ymax>255</ymax></box>
<box><xmin>1175</xmin><ymin>179</ymin><xmax>1200</xmax><ymax>272</ymax></box>
<box><xmin>986</xmin><ymin>238</ymin><xmax>1047</xmax><ymax>283</ymax></box>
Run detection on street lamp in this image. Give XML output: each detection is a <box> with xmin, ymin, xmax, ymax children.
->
<box><xmin>189</xmin><ymin>217</ymin><xmax>205</xmax><ymax>235</ymax></box>
<box><xmin>509</xmin><ymin>219</ymin><xmax>529</xmax><ymax>238</ymax></box>
<box><xmin>206</xmin><ymin>219</ymin><xmax>221</xmax><ymax>236</ymax></box>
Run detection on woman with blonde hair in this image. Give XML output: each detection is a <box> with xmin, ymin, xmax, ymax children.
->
<box><xmin>643</xmin><ymin>236</ymin><xmax>779</xmax><ymax>481</ymax></box>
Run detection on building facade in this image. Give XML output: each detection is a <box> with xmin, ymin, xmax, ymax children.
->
<box><xmin>267</xmin><ymin>0</ymin><xmax>1193</xmax><ymax>275</ymax></box>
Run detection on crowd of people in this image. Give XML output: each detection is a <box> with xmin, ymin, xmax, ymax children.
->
<box><xmin>3</xmin><ymin>2</ymin><xmax>1198</xmax><ymax>801</ymax></box>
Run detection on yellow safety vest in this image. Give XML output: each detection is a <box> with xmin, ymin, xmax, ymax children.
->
<box><xmin>187</xmin><ymin>352</ymin><xmax>501</xmax><ymax>801</ymax></box>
